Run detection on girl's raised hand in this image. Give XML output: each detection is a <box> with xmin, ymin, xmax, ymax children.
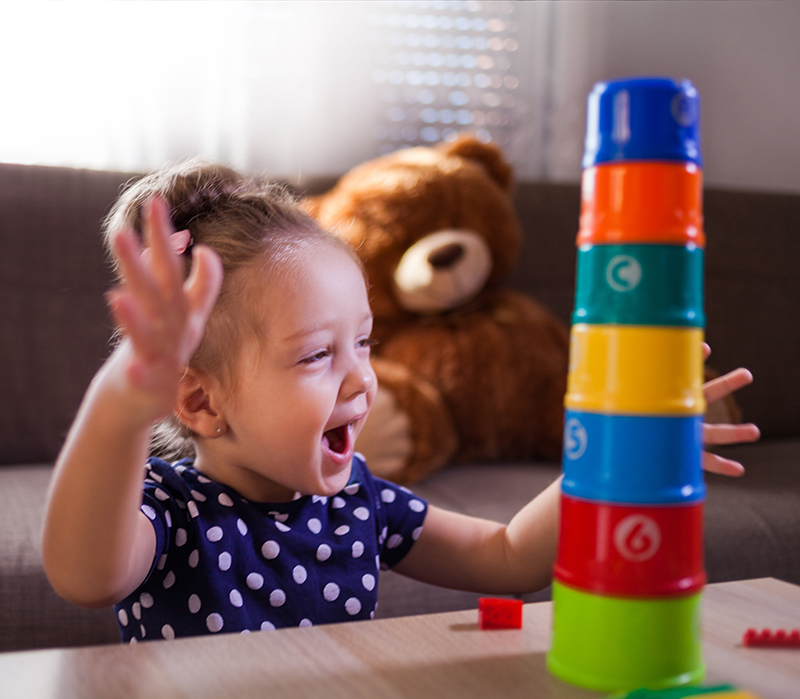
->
<box><xmin>701</xmin><ymin>343</ymin><xmax>760</xmax><ymax>477</ymax></box>
<box><xmin>106</xmin><ymin>197</ymin><xmax>223</xmax><ymax>421</ymax></box>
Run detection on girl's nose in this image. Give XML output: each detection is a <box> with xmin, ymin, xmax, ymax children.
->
<box><xmin>343</xmin><ymin>356</ymin><xmax>375</xmax><ymax>400</ymax></box>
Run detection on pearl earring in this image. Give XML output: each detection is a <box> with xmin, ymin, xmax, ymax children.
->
<box><xmin>216</xmin><ymin>427</ymin><xmax>222</xmax><ymax>435</ymax></box>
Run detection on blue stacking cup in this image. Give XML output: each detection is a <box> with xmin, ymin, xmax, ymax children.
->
<box><xmin>583</xmin><ymin>76</ymin><xmax>702</xmax><ymax>168</ymax></box>
<box><xmin>562</xmin><ymin>410</ymin><xmax>705</xmax><ymax>504</ymax></box>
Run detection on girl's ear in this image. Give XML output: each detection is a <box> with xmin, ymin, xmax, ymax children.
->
<box><xmin>175</xmin><ymin>370</ymin><xmax>227</xmax><ymax>438</ymax></box>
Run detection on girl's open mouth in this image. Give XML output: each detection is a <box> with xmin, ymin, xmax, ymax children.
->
<box><xmin>322</xmin><ymin>422</ymin><xmax>354</xmax><ymax>461</ymax></box>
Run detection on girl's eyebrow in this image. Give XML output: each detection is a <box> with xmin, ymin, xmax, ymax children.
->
<box><xmin>280</xmin><ymin>312</ymin><xmax>374</xmax><ymax>344</ymax></box>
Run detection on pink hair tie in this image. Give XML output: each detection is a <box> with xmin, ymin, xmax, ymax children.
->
<box><xmin>169</xmin><ymin>229</ymin><xmax>193</xmax><ymax>255</ymax></box>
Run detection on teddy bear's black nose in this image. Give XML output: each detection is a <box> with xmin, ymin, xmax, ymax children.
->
<box><xmin>427</xmin><ymin>242</ymin><xmax>465</xmax><ymax>269</ymax></box>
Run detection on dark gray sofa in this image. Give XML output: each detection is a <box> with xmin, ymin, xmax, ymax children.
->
<box><xmin>1</xmin><ymin>162</ymin><xmax>798</xmax><ymax>652</ymax></box>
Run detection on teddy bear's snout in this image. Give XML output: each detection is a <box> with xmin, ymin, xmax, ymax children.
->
<box><xmin>393</xmin><ymin>229</ymin><xmax>493</xmax><ymax>315</ymax></box>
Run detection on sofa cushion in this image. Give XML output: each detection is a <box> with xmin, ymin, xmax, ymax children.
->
<box><xmin>0</xmin><ymin>464</ymin><xmax>119</xmax><ymax>651</ymax></box>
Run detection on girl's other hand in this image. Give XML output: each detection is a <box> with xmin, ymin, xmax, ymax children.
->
<box><xmin>701</xmin><ymin>342</ymin><xmax>760</xmax><ymax>477</ymax></box>
<box><xmin>106</xmin><ymin>197</ymin><xmax>223</xmax><ymax>420</ymax></box>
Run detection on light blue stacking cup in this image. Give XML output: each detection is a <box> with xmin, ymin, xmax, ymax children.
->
<box><xmin>561</xmin><ymin>410</ymin><xmax>705</xmax><ymax>504</ymax></box>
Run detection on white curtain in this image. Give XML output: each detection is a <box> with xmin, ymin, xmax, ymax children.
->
<box><xmin>0</xmin><ymin>0</ymin><xmax>552</xmax><ymax>181</ymax></box>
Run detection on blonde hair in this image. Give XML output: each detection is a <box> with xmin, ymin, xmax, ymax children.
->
<box><xmin>103</xmin><ymin>160</ymin><xmax>361</xmax><ymax>459</ymax></box>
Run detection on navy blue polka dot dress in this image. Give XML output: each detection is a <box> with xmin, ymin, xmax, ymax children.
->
<box><xmin>114</xmin><ymin>453</ymin><xmax>427</xmax><ymax>642</ymax></box>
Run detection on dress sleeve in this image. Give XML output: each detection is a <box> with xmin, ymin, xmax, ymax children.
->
<box><xmin>367</xmin><ymin>467</ymin><xmax>428</xmax><ymax>570</ymax></box>
<box><xmin>138</xmin><ymin>458</ymin><xmax>180</xmax><ymax>578</ymax></box>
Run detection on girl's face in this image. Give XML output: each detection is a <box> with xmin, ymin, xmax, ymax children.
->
<box><xmin>198</xmin><ymin>243</ymin><xmax>377</xmax><ymax>502</ymax></box>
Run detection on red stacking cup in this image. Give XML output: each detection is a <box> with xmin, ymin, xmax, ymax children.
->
<box><xmin>554</xmin><ymin>494</ymin><xmax>705</xmax><ymax>597</ymax></box>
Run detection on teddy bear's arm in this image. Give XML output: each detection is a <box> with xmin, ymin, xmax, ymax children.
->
<box><xmin>355</xmin><ymin>358</ymin><xmax>458</xmax><ymax>484</ymax></box>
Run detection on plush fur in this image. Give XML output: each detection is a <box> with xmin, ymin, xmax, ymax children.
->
<box><xmin>305</xmin><ymin>135</ymin><xmax>570</xmax><ymax>484</ymax></box>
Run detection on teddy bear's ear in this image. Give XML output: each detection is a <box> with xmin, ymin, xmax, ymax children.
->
<box><xmin>438</xmin><ymin>133</ymin><xmax>513</xmax><ymax>192</ymax></box>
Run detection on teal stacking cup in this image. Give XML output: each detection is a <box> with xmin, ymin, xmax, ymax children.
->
<box><xmin>572</xmin><ymin>243</ymin><xmax>704</xmax><ymax>327</ymax></box>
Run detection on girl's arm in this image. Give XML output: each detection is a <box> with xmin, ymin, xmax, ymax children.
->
<box><xmin>42</xmin><ymin>199</ymin><xmax>222</xmax><ymax>608</ymax></box>
<box><xmin>392</xmin><ymin>477</ymin><xmax>561</xmax><ymax>595</ymax></box>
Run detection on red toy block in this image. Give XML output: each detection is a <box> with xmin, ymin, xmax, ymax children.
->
<box><xmin>478</xmin><ymin>597</ymin><xmax>523</xmax><ymax>629</ymax></box>
<box><xmin>742</xmin><ymin>628</ymin><xmax>800</xmax><ymax>647</ymax></box>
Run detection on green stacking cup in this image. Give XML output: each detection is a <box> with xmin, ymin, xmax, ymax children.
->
<box><xmin>572</xmin><ymin>243</ymin><xmax>704</xmax><ymax>327</ymax></box>
<box><xmin>547</xmin><ymin>581</ymin><xmax>705</xmax><ymax>692</ymax></box>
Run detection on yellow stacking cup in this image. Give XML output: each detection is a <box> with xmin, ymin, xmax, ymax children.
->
<box><xmin>566</xmin><ymin>324</ymin><xmax>705</xmax><ymax>415</ymax></box>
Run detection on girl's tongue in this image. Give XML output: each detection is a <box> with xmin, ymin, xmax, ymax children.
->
<box><xmin>323</xmin><ymin>424</ymin><xmax>349</xmax><ymax>455</ymax></box>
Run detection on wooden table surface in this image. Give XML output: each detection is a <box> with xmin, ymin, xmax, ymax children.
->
<box><xmin>2</xmin><ymin>578</ymin><xmax>799</xmax><ymax>699</ymax></box>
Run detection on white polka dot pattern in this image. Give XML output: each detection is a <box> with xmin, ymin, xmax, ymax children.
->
<box><xmin>293</xmin><ymin>565</ymin><xmax>308</xmax><ymax>584</ymax></box>
<box><xmin>246</xmin><ymin>573</ymin><xmax>264</xmax><ymax>590</ymax></box>
<box><xmin>261</xmin><ymin>540</ymin><xmax>280</xmax><ymax>560</ymax></box>
<box><xmin>323</xmin><ymin>582</ymin><xmax>340</xmax><ymax>602</ymax></box>
<box><xmin>206</xmin><ymin>613</ymin><xmax>223</xmax><ymax>633</ymax></box>
<box><xmin>115</xmin><ymin>455</ymin><xmax>427</xmax><ymax>642</ymax></box>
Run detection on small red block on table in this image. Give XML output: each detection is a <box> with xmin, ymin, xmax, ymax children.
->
<box><xmin>742</xmin><ymin>628</ymin><xmax>800</xmax><ymax>647</ymax></box>
<box><xmin>478</xmin><ymin>597</ymin><xmax>523</xmax><ymax>629</ymax></box>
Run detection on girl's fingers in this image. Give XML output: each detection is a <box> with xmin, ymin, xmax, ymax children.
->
<box><xmin>702</xmin><ymin>451</ymin><xmax>745</xmax><ymax>477</ymax></box>
<box><xmin>110</xmin><ymin>215</ymin><xmax>222</xmax><ymax>377</ymax></box>
<box><xmin>141</xmin><ymin>197</ymin><xmax>184</xmax><ymax>296</ymax></box>
<box><xmin>702</xmin><ymin>342</ymin><xmax>711</xmax><ymax>361</ymax></box>
<box><xmin>107</xmin><ymin>289</ymin><xmax>163</xmax><ymax>361</ymax></box>
<box><xmin>704</xmin><ymin>367</ymin><xmax>753</xmax><ymax>404</ymax></box>
<box><xmin>184</xmin><ymin>245</ymin><xmax>224</xmax><ymax>321</ymax></box>
<box><xmin>174</xmin><ymin>246</ymin><xmax>223</xmax><ymax>364</ymax></box>
<box><xmin>703</xmin><ymin>422</ymin><xmax>761</xmax><ymax>446</ymax></box>
<box><xmin>111</xmin><ymin>229</ymin><xmax>162</xmax><ymax>314</ymax></box>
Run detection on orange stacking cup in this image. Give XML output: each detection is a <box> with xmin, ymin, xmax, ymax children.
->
<box><xmin>577</xmin><ymin>162</ymin><xmax>705</xmax><ymax>247</ymax></box>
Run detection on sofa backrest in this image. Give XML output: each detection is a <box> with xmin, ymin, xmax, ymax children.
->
<box><xmin>1</xmin><ymin>163</ymin><xmax>797</xmax><ymax>466</ymax></box>
<box><xmin>0</xmin><ymin>164</ymin><xmax>135</xmax><ymax>465</ymax></box>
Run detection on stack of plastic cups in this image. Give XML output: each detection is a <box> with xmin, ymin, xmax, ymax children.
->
<box><xmin>546</xmin><ymin>77</ymin><xmax>707</xmax><ymax>692</ymax></box>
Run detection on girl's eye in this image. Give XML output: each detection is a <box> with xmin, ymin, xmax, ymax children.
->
<box><xmin>358</xmin><ymin>338</ymin><xmax>378</xmax><ymax>352</ymax></box>
<box><xmin>301</xmin><ymin>349</ymin><xmax>331</xmax><ymax>365</ymax></box>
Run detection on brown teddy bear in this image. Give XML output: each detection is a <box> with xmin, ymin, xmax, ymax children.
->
<box><xmin>305</xmin><ymin>135</ymin><xmax>571</xmax><ymax>484</ymax></box>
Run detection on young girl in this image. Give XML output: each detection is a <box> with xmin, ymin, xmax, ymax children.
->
<box><xmin>42</xmin><ymin>162</ymin><xmax>759</xmax><ymax>642</ymax></box>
